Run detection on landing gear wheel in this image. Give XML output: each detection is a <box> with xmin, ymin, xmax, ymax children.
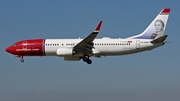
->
<box><xmin>20</xmin><ymin>58</ymin><xmax>24</xmax><ymax>63</ymax></box>
<box><xmin>86</xmin><ymin>59</ymin><xmax>92</xmax><ymax>64</ymax></box>
<box><xmin>82</xmin><ymin>54</ymin><xmax>92</xmax><ymax>64</ymax></box>
<box><xmin>83</xmin><ymin>57</ymin><xmax>87</xmax><ymax>62</ymax></box>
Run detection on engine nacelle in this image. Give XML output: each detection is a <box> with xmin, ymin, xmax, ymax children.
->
<box><xmin>56</xmin><ymin>48</ymin><xmax>73</xmax><ymax>56</ymax></box>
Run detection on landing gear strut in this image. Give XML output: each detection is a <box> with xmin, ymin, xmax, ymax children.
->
<box><xmin>82</xmin><ymin>55</ymin><xmax>92</xmax><ymax>64</ymax></box>
<box><xmin>20</xmin><ymin>56</ymin><xmax>24</xmax><ymax>63</ymax></box>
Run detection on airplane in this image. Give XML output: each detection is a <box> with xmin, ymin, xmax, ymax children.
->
<box><xmin>6</xmin><ymin>8</ymin><xmax>170</xmax><ymax>64</ymax></box>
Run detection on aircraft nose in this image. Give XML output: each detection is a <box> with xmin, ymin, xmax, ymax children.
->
<box><xmin>6</xmin><ymin>46</ymin><xmax>12</xmax><ymax>53</ymax></box>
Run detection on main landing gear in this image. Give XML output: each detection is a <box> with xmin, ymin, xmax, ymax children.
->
<box><xmin>82</xmin><ymin>55</ymin><xmax>92</xmax><ymax>64</ymax></box>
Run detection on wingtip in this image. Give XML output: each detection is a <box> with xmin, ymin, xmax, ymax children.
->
<box><xmin>95</xmin><ymin>21</ymin><xmax>102</xmax><ymax>32</ymax></box>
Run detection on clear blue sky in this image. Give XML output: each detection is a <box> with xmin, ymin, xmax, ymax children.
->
<box><xmin>1</xmin><ymin>0</ymin><xmax>180</xmax><ymax>101</ymax></box>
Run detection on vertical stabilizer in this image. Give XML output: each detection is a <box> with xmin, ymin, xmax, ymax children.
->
<box><xmin>128</xmin><ymin>8</ymin><xmax>170</xmax><ymax>39</ymax></box>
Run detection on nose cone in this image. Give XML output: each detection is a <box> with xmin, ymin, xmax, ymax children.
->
<box><xmin>6</xmin><ymin>46</ymin><xmax>12</xmax><ymax>53</ymax></box>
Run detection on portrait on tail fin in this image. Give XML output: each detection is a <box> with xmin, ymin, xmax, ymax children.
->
<box><xmin>151</xmin><ymin>20</ymin><xmax>164</xmax><ymax>39</ymax></box>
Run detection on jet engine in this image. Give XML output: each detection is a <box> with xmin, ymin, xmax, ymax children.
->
<box><xmin>56</xmin><ymin>48</ymin><xmax>73</xmax><ymax>56</ymax></box>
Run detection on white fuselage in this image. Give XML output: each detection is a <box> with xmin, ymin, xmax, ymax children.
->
<box><xmin>44</xmin><ymin>38</ymin><xmax>163</xmax><ymax>57</ymax></box>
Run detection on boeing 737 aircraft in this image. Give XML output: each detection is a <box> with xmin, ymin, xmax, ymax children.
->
<box><xmin>6</xmin><ymin>8</ymin><xmax>170</xmax><ymax>64</ymax></box>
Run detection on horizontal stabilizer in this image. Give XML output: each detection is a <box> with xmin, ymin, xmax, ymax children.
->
<box><xmin>151</xmin><ymin>35</ymin><xmax>168</xmax><ymax>43</ymax></box>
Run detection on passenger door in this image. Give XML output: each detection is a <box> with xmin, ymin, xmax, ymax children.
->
<box><xmin>136</xmin><ymin>40</ymin><xmax>140</xmax><ymax>49</ymax></box>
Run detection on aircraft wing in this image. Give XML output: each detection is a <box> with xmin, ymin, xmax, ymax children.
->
<box><xmin>73</xmin><ymin>21</ymin><xmax>102</xmax><ymax>54</ymax></box>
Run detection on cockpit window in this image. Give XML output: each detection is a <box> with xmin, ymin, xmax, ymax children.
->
<box><xmin>12</xmin><ymin>43</ymin><xmax>17</xmax><ymax>46</ymax></box>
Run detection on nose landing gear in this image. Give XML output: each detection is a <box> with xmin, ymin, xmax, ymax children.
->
<box><xmin>20</xmin><ymin>58</ymin><xmax>24</xmax><ymax>63</ymax></box>
<box><xmin>15</xmin><ymin>55</ymin><xmax>24</xmax><ymax>63</ymax></box>
<box><xmin>16</xmin><ymin>56</ymin><xmax>24</xmax><ymax>63</ymax></box>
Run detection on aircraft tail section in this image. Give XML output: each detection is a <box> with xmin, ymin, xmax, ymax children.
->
<box><xmin>151</xmin><ymin>35</ymin><xmax>168</xmax><ymax>43</ymax></box>
<box><xmin>128</xmin><ymin>8</ymin><xmax>170</xmax><ymax>39</ymax></box>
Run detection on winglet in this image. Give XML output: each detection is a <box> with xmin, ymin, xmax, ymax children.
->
<box><xmin>94</xmin><ymin>21</ymin><xmax>102</xmax><ymax>32</ymax></box>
